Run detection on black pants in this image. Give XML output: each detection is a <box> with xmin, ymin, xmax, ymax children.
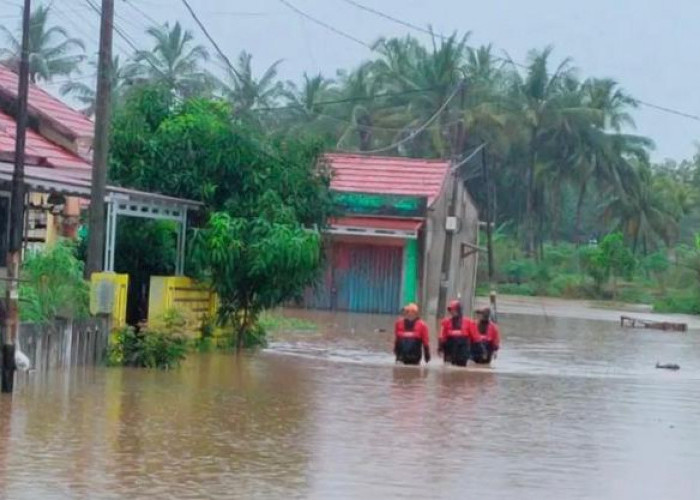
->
<box><xmin>396</xmin><ymin>338</ymin><xmax>423</xmax><ymax>365</ymax></box>
<box><xmin>443</xmin><ymin>336</ymin><xmax>470</xmax><ymax>367</ymax></box>
<box><xmin>470</xmin><ymin>341</ymin><xmax>494</xmax><ymax>364</ymax></box>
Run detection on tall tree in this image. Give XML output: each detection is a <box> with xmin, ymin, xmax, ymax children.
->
<box><xmin>59</xmin><ymin>55</ymin><xmax>135</xmax><ymax>116</ymax></box>
<box><xmin>218</xmin><ymin>51</ymin><xmax>283</xmax><ymax>119</ymax></box>
<box><xmin>132</xmin><ymin>22</ymin><xmax>211</xmax><ymax>98</ymax></box>
<box><xmin>0</xmin><ymin>4</ymin><xmax>85</xmax><ymax>83</ymax></box>
<box><xmin>280</xmin><ymin>72</ymin><xmax>339</xmax><ymax>143</ymax></box>
<box><xmin>510</xmin><ymin>47</ymin><xmax>595</xmax><ymax>255</ymax></box>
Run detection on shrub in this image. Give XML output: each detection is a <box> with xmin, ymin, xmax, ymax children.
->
<box><xmin>503</xmin><ymin>259</ymin><xmax>537</xmax><ymax>284</ymax></box>
<box><xmin>654</xmin><ymin>290</ymin><xmax>700</xmax><ymax>314</ymax></box>
<box><xmin>546</xmin><ymin>274</ymin><xmax>583</xmax><ymax>298</ymax></box>
<box><xmin>108</xmin><ymin>326</ymin><xmax>188</xmax><ymax>369</ymax></box>
<box><xmin>497</xmin><ymin>283</ymin><xmax>536</xmax><ymax>296</ymax></box>
<box><xmin>20</xmin><ymin>240</ymin><xmax>90</xmax><ymax>322</ymax></box>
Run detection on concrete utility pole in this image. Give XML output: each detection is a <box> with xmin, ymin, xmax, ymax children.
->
<box><xmin>482</xmin><ymin>147</ymin><xmax>494</xmax><ymax>285</ymax></box>
<box><xmin>1</xmin><ymin>0</ymin><xmax>31</xmax><ymax>395</ymax></box>
<box><xmin>436</xmin><ymin>81</ymin><xmax>466</xmax><ymax>324</ymax></box>
<box><xmin>85</xmin><ymin>0</ymin><xmax>114</xmax><ymax>278</ymax></box>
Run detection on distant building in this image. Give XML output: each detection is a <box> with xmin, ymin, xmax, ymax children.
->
<box><xmin>304</xmin><ymin>153</ymin><xmax>479</xmax><ymax>325</ymax></box>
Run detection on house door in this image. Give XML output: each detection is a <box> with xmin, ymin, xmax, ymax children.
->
<box><xmin>333</xmin><ymin>242</ymin><xmax>403</xmax><ymax>314</ymax></box>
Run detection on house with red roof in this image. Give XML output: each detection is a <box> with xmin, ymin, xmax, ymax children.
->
<box><xmin>305</xmin><ymin>153</ymin><xmax>479</xmax><ymax>322</ymax></box>
<box><xmin>0</xmin><ymin>65</ymin><xmax>199</xmax><ymax>275</ymax></box>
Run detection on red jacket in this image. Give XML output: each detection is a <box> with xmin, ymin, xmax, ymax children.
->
<box><xmin>471</xmin><ymin>321</ymin><xmax>500</xmax><ymax>350</ymax></box>
<box><xmin>439</xmin><ymin>317</ymin><xmax>475</xmax><ymax>344</ymax></box>
<box><xmin>394</xmin><ymin>318</ymin><xmax>430</xmax><ymax>347</ymax></box>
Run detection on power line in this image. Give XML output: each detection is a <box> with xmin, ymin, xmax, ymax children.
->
<box><xmin>179</xmin><ymin>0</ymin><xmax>240</xmax><ymax>80</ymax></box>
<box><xmin>337</xmin><ymin>82</ymin><xmax>462</xmax><ymax>154</ymax></box>
<box><xmin>83</xmin><ymin>0</ymin><xmax>169</xmax><ymax>80</ymax></box>
<box><xmin>635</xmin><ymin>100</ymin><xmax>700</xmax><ymax>123</ymax></box>
<box><xmin>278</xmin><ymin>0</ymin><xmax>373</xmax><ymax>50</ymax></box>
<box><xmin>339</xmin><ymin>0</ymin><xmax>443</xmax><ymax>41</ymax></box>
<box><xmin>339</xmin><ymin>0</ymin><xmax>700</xmax><ymax>125</ymax></box>
<box><xmin>254</xmin><ymin>86</ymin><xmax>442</xmax><ymax>112</ymax></box>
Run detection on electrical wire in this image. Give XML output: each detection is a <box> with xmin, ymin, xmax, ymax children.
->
<box><xmin>337</xmin><ymin>82</ymin><xmax>462</xmax><ymax>154</ymax></box>
<box><xmin>180</xmin><ymin>0</ymin><xmax>239</xmax><ymax>78</ymax></box>
<box><xmin>339</xmin><ymin>0</ymin><xmax>700</xmax><ymax>124</ymax></box>
<box><xmin>278</xmin><ymin>0</ymin><xmax>373</xmax><ymax>50</ymax></box>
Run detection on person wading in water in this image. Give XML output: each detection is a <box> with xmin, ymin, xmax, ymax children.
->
<box><xmin>470</xmin><ymin>307</ymin><xmax>500</xmax><ymax>364</ymax></box>
<box><xmin>438</xmin><ymin>300</ymin><xmax>473</xmax><ymax>367</ymax></box>
<box><xmin>394</xmin><ymin>303</ymin><xmax>431</xmax><ymax>365</ymax></box>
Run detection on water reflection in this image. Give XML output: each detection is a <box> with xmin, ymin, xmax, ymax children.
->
<box><xmin>1</xmin><ymin>311</ymin><xmax>700</xmax><ymax>499</ymax></box>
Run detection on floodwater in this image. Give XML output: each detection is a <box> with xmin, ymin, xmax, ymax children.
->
<box><xmin>2</xmin><ymin>309</ymin><xmax>700</xmax><ymax>500</ymax></box>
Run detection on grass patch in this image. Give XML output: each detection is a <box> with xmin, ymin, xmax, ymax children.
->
<box><xmin>259</xmin><ymin>311</ymin><xmax>318</xmax><ymax>332</ymax></box>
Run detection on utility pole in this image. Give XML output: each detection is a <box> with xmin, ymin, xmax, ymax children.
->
<box><xmin>436</xmin><ymin>81</ymin><xmax>466</xmax><ymax>324</ymax></box>
<box><xmin>85</xmin><ymin>0</ymin><xmax>114</xmax><ymax>278</ymax></box>
<box><xmin>482</xmin><ymin>147</ymin><xmax>494</xmax><ymax>285</ymax></box>
<box><xmin>2</xmin><ymin>0</ymin><xmax>31</xmax><ymax>394</ymax></box>
<box><xmin>482</xmin><ymin>147</ymin><xmax>498</xmax><ymax>322</ymax></box>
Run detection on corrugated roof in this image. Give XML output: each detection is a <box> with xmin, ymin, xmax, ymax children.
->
<box><xmin>325</xmin><ymin>153</ymin><xmax>450</xmax><ymax>205</ymax></box>
<box><xmin>331</xmin><ymin>216</ymin><xmax>424</xmax><ymax>232</ymax></box>
<box><xmin>0</xmin><ymin>65</ymin><xmax>94</xmax><ymax>139</ymax></box>
<box><xmin>0</xmin><ymin>110</ymin><xmax>91</xmax><ymax>171</ymax></box>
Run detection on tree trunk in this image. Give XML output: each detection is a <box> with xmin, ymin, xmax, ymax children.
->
<box><xmin>237</xmin><ymin>303</ymin><xmax>248</xmax><ymax>350</ymax></box>
<box><xmin>574</xmin><ymin>180</ymin><xmax>588</xmax><ymax>246</ymax></box>
<box><xmin>551</xmin><ymin>180</ymin><xmax>561</xmax><ymax>245</ymax></box>
<box><xmin>358</xmin><ymin>116</ymin><xmax>372</xmax><ymax>151</ymax></box>
<box><xmin>525</xmin><ymin>157</ymin><xmax>536</xmax><ymax>256</ymax></box>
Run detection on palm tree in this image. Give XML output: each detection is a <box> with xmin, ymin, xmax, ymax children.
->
<box><xmin>218</xmin><ymin>51</ymin><xmax>283</xmax><ymax>117</ymax></box>
<box><xmin>280</xmin><ymin>72</ymin><xmax>339</xmax><ymax>141</ymax></box>
<box><xmin>132</xmin><ymin>22</ymin><xmax>211</xmax><ymax>98</ymax></box>
<box><xmin>59</xmin><ymin>55</ymin><xmax>136</xmax><ymax>116</ymax></box>
<box><xmin>602</xmin><ymin>161</ymin><xmax>680</xmax><ymax>253</ymax></box>
<box><xmin>0</xmin><ymin>4</ymin><xmax>85</xmax><ymax>83</ymax></box>
<box><xmin>509</xmin><ymin>47</ymin><xmax>598</xmax><ymax>255</ymax></box>
<box><xmin>335</xmin><ymin>63</ymin><xmax>387</xmax><ymax>151</ymax></box>
<box><xmin>372</xmin><ymin>32</ymin><xmax>470</xmax><ymax>157</ymax></box>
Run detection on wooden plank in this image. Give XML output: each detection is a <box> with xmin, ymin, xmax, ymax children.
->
<box><xmin>620</xmin><ymin>315</ymin><xmax>687</xmax><ymax>332</ymax></box>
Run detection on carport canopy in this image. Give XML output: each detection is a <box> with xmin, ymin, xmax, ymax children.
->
<box><xmin>0</xmin><ymin>162</ymin><xmax>202</xmax><ymax>275</ymax></box>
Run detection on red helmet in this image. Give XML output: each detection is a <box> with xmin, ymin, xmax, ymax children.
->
<box><xmin>447</xmin><ymin>300</ymin><xmax>461</xmax><ymax>312</ymax></box>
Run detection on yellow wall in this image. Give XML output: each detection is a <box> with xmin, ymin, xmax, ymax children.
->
<box><xmin>90</xmin><ymin>272</ymin><xmax>129</xmax><ymax>329</ymax></box>
<box><xmin>148</xmin><ymin>276</ymin><xmax>216</xmax><ymax>336</ymax></box>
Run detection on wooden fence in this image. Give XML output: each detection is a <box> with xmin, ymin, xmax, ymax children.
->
<box><xmin>16</xmin><ymin>317</ymin><xmax>110</xmax><ymax>371</ymax></box>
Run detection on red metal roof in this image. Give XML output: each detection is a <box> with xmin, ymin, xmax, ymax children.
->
<box><xmin>331</xmin><ymin>216</ymin><xmax>424</xmax><ymax>232</ymax></box>
<box><xmin>325</xmin><ymin>153</ymin><xmax>449</xmax><ymax>205</ymax></box>
<box><xmin>0</xmin><ymin>65</ymin><xmax>94</xmax><ymax>139</ymax></box>
<box><xmin>0</xmin><ymin>110</ymin><xmax>91</xmax><ymax>172</ymax></box>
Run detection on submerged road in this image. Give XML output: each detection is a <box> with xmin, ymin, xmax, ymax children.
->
<box><xmin>1</xmin><ymin>308</ymin><xmax>699</xmax><ymax>499</ymax></box>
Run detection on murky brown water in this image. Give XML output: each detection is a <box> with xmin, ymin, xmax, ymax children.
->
<box><xmin>2</xmin><ymin>311</ymin><xmax>700</xmax><ymax>499</ymax></box>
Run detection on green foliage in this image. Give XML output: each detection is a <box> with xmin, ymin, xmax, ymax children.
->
<box><xmin>258</xmin><ymin>311</ymin><xmax>318</xmax><ymax>333</ymax></box>
<box><xmin>190</xmin><ymin>212</ymin><xmax>322</xmax><ymax>349</ymax></box>
<box><xmin>598</xmin><ymin>232</ymin><xmax>637</xmax><ymax>281</ymax></box>
<box><xmin>503</xmin><ymin>259</ymin><xmax>537</xmax><ymax>284</ymax></box>
<box><xmin>110</xmin><ymin>86</ymin><xmax>332</xmax><ymax>347</ymax></box>
<box><xmin>0</xmin><ymin>4</ymin><xmax>85</xmax><ymax>83</ymax></box>
<box><xmin>107</xmin><ymin>326</ymin><xmax>188</xmax><ymax>369</ymax></box>
<box><xmin>20</xmin><ymin>241</ymin><xmax>89</xmax><ymax>323</ymax></box>
<box><xmin>110</xmin><ymin>89</ymin><xmax>333</xmax><ymax>228</ymax></box>
<box><xmin>654</xmin><ymin>290</ymin><xmax>700</xmax><ymax>315</ymax></box>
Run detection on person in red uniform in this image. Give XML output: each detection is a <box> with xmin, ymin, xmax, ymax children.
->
<box><xmin>438</xmin><ymin>300</ymin><xmax>474</xmax><ymax>367</ymax></box>
<box><xmin>394</xmin><ymin>303</ymin><xmax>431</xmax><ymax>365</ymax></box>
<box><xmin>470</xmin><ymin>307</ymin><xmax>500</xmax><ymax>364</ymax></box>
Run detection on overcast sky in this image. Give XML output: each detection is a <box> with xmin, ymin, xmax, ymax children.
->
<box><xmin>1</xmin><ymin>0</ymin><xmax>699</xmax><ymax>161</ymax></box>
